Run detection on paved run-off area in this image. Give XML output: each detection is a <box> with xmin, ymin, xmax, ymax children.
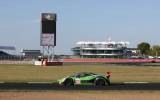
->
<box><xmin>0</xmin><ymin>91</ymin><xmax>160</xmax><ymax>100</ymax></box>
<box><xmin>0</xmin><ymin>82</ymin><xmax>160</xmax><ymax>90</ymax></box>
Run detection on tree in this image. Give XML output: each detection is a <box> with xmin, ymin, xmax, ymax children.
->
<box><xmin>137</xmin><ymin>42</ymin><xmax>150</xmax><ymax>55</ymax></box>
<box><xmin>150</xmin><ymin>45</ymin><xmax>160</xmax><ymax>56</ymax></box>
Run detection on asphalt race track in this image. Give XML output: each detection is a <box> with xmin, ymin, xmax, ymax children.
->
<box><xmin>0</xmin><ymin>83</ymin><xmax>160</xmax><ymax>91</ymax></box>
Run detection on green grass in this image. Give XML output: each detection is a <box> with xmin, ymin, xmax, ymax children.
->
<box><xmin>0</xmin><ymin>63</ymin><xmax>160</xmax><ymax>83</ymax></box>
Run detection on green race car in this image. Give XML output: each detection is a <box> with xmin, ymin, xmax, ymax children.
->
<box><xmin>58</xmin><ymin>72</ymin><xmax>111</xmax><ymax>87</ymax></box>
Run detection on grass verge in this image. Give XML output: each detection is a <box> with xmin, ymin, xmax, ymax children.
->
<box><xmin>0</xmin><ymin>63</ymin><xmax>160</xmax><ymax>83</ymax></box>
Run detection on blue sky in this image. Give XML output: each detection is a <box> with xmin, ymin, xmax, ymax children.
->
<box><xmin>0</xmin><ymin>0</ymin><xmax>160</xmax><ymax>54</ymax></box>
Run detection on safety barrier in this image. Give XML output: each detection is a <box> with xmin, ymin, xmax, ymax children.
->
<box><xmin>63</xmin><ymin>58</ymin><xmax>160</xmax><ymax>63</ymax></box>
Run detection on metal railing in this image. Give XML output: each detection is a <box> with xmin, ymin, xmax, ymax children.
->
<box><xmin>0</xmin><ymin>56</ymin><xmax>36</xmax><ymax>64</ymax></box>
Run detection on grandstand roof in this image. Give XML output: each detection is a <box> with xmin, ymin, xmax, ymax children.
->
<box><xmin>21</xmin><ymin>49</ymin><xmax>41</xmax><ymax>53</ymax></box>
<box><xmin>76</xmin><ymin>41</ymin><xmax>130</xmax><ymax>45</ymax></box>
<box><xmin>0</xmin><ymin>46</ymin><xmax>16</xmax><ymax>50</ymax></box>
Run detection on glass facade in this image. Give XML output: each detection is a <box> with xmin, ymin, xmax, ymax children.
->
<box><xmin>72</xmin><ymin>41</ymin><xmax>129</xmax><ymax>58</ymax></box>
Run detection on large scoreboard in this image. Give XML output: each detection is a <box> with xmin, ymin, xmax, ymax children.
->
<box><xmin>40</xmin><ymin>13</ymin><xmax>56</xmax><ymax>46</ymax></box>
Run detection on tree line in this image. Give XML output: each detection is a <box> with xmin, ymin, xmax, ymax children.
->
<box><xmin>137</xmin><ymin>42</ymin><xmax>160</xmax><ymax>57</ymax></box>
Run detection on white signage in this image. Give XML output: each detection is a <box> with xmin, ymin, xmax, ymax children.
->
<box><xmin>40</xmin><ymin>34</ymin><xmax>55</xmax><ymax>46</ymax></box>
<box><xmin>75</xmin><ymin>78</ymin><xmax>81</xmax><ymax>84</ymax></box>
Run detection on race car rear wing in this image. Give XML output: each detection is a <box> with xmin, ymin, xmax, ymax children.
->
<box><xmin>106</xmin><ymin>72</ymin><xmax>111</xmax><ymax>78</ymax></box>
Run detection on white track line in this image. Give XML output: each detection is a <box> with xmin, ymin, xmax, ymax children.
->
<box><xmin>0</xmin><ymin>82</ymin><xmax>53</xmax><ymax>84</ymax></box>
<box><xmin>124</xmin><ymin>82</ymin><xmax>149</xmax><ymax>84</ymax></box>
<box><xmin>27</xmin><ymin>82</ymin><xmax>53</xmax><ymax>84</ymax></box>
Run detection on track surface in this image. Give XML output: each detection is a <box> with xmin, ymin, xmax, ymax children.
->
<box><xmin>0</xmin><ymin>83</ymin><xmax>160</xmax><ymax>91</ymax></box>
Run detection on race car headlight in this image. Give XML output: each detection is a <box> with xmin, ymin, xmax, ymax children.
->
<box><xmin>58</xmin><ymin>78</ymin><xmax>66</xmax><ymax>84</ymax></box>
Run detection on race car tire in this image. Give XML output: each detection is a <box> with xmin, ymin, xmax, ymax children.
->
<box><xmin>94</xmin><ymin>79</ymin><xmax>106</xmax><ymax>86</ymax></box>
<box><xmin>106</xmin><ymin>80</ymin><xmax>111</xmax><ymax>85</ymax></box>
<box><xmin>63</xmin><ymin>78</ymin><xmax>74</xmax><ymax>87</ymax></box>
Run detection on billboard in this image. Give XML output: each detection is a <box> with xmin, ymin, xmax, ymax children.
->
<box><xmin>40</xmin><ymin>13</ymin><xmax>56</xmax><ymax>46</ymax></box>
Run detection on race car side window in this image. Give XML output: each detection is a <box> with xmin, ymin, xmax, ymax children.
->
<box><xmin>76</xmin><ymin>73</ymin><xmax>85</xmax><ymax>78</ymax></box>
<box><xmin>75</xmin><ymin>73</ymin><xmax>92</xmax><ymax>78</ymax></box>
<box><xmin>80</xmin><ymin>73</ymin><xmax>90</xmax><ymax>77</ymax></box>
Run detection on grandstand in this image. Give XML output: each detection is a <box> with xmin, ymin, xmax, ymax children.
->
<box><xmin>0</xmin><ymin>46</ymin><xmax>16</xmax><ymax>51</ymax></box>
<box><xmin>21</xmin><ymin>49</ymin><xmax>42</xmax><ymax>60</ymax></box>
<box><xmin>72</xmin><ymin>40</ymin><xmax>130</xmax><ymax>58</ymax></box>
<box><xmin>0</xmin><ymin>46</ymin><xmax>20</xmax><ymax>60</ymax></box>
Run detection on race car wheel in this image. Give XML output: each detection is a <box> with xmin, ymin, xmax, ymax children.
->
<box><xmin>64</xmin><ymin>78</ymin><xmax>74</xmax><ymax>87</ymax></box>
<box><xmin>106</xmin><ymin>80</ymin><xmax>111</xmax><ymax>85</ymax></box>
<box><xmin>95</xmin><ymin>79</ymin><xmax>106</xmax><ymax>86</ymax></box>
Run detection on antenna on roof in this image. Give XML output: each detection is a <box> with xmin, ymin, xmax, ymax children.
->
<box><xmin>108</xmin><ymin>37</ymin><xmax>111</xmax><ymax>42</ymax></box>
